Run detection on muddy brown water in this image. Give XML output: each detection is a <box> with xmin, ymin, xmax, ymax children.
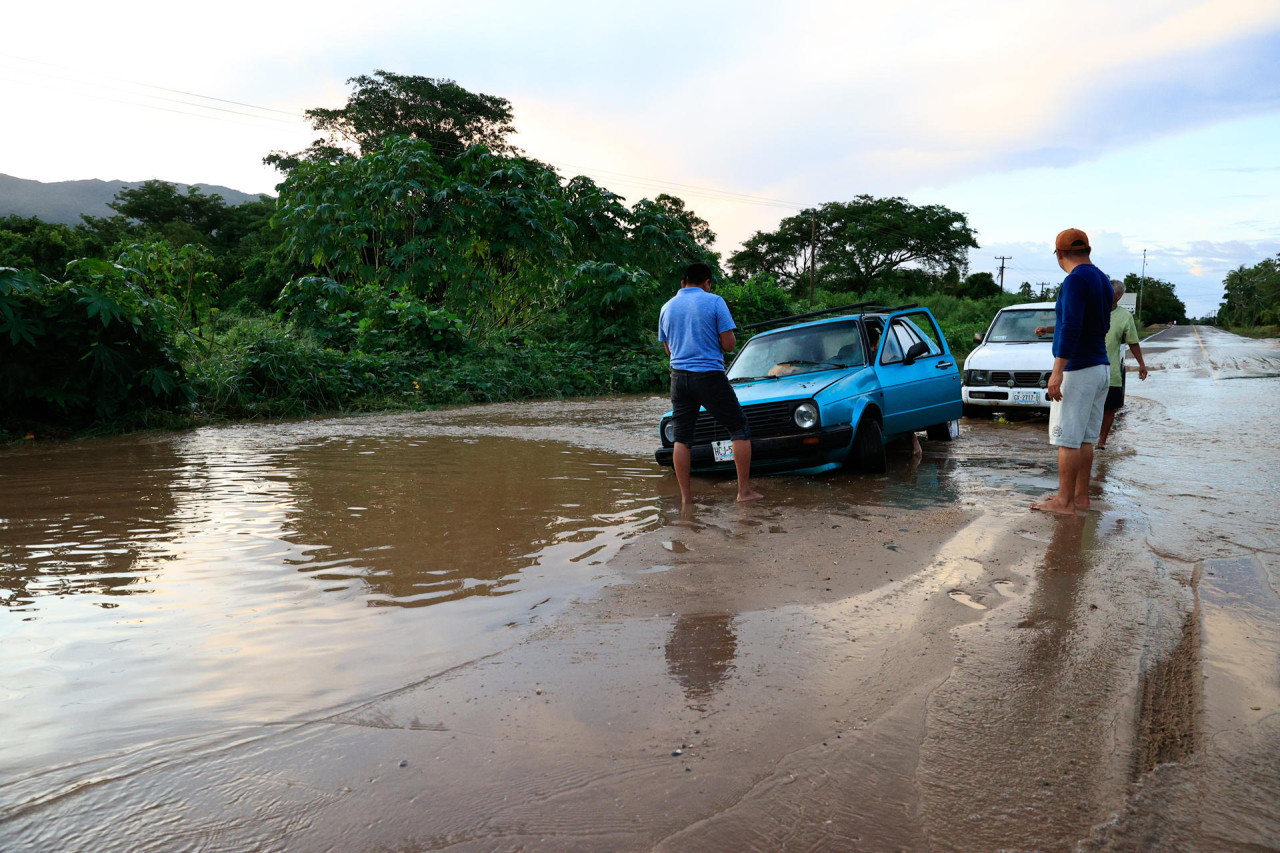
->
<box><xmin>2</xmin><ymin>329</ymin><xmax>1278</xmax><ymax>851</ymax></box>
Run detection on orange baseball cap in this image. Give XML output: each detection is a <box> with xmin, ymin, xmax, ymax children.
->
<box><xmin>1054</xmin><ymin>228</ymin><xmax>1090</xmax><ymax>252</ymax></box>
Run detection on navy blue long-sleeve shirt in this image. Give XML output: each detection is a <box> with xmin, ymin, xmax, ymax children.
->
<box><xmin>1053</xmin><ymin>263</ymin><xmax>1112</xmax><ymax>371</ymax></box>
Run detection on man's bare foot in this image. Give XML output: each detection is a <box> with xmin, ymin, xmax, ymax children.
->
<box><xmin>1031</xmin><ymin>495</ymin><xmax>1076</xmax><ymax>514</ymax></box>
<box><xmin>736</xmin><ymin>490</ymin><xmax>763</xmax><ymax>502</ymax></box>
<box><xmin>1074</xmin><ymin>497</ymin><xmax>1091</xmax><ymax>510</ymax></box>
<box><xmin>911</xmin><ymin>435</ymin><xmax>922</xmax><ymax>457</ymax></box>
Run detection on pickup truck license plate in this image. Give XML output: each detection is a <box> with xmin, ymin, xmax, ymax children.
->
<box><xmin>712</xmin><ymin>440</ymin><xmax>735</xmax><ymax>462</ymax></box>
<box><xmin>1013</xmin><ymin>390</ymin><xmax>1039</xmax><ymax>405</ymax></box>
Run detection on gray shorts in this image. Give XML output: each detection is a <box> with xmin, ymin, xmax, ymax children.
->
<box><xmin>1048</xmin><ymin>364</ymin><xmax>1109</xmax><ymax>448</ymax></box>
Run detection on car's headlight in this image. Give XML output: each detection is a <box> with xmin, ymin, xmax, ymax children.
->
<box><xmin>662</xmin><ymin>419</ymin><xmax>676</xmax><ymax>444</ymax></box>
<box><xmin>964</xmin><ymin>369</ymin><xmax>990</xmax><ymax>386</ymax></box>
<box><xmin>793</xmin><ymin>402</ymin><xmax>819</xmax><ymax>430</ymax></box>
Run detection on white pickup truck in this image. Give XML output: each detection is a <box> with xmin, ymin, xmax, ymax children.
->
<box><xmin>962</xmin><ymin>301</ymin><xmax>1057</xmax><ymax>417</ymax></box>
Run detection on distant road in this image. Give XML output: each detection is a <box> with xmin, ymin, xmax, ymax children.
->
<box><xmin>1137</xmin><ymin>324</ymin><xmax>1280</xmax><ymax>379</ymax></box>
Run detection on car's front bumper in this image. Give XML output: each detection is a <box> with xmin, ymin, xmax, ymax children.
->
<box><xmin>962</xmin><ymin>386</ymin><xmax>1047</xmax><ymax>408</ymax></box>
<box><xmin>654</xmin><ymin>425</ymin><xmax>854</xmax><ymax>470</ymax></box>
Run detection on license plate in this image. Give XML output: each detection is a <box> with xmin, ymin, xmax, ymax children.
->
<box><xmin>1013</xmin><ymin>390</ymin><xmax>1039</xmax><ymax>405</ymax></box>
<box><xmin>712</xmin><ymin>440</ymin><xmax>735</xmax><ymax>462</ymax></box>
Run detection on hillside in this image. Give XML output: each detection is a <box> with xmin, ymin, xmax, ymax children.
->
<box><xmin>0</xmin><ymin>173</ymin><xmax>270</xmax><ymax>225</ymax></box>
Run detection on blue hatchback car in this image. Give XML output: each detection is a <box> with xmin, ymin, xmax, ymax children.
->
<box><xmin>654</xmin><ymin>303</ymin><xmax>962</xmax><ymax>474</ymax></box>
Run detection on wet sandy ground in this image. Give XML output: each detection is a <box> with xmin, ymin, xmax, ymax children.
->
<box><xmin>1</xmin><ymin>327</ymin><xmax>1278</xmax><ymax>851</ymax></box>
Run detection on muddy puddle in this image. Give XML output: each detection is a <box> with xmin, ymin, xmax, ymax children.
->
<box><xmin>2</xmin><ymin>330</ymin><xmax>1278</xmax><ymax>852</ymax></box>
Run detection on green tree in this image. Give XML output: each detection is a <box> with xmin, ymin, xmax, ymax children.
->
<box><xmin>653</xmin><ymin>193</ymin><xmax>716</xmax><ymax>253</ymax></box>
<box><xmin>1218</xmin><ymin>254</ymin><xmax>1280</xmax><ymax>327</ymax></box>
<box><xmin>274</xmin><ymin>134</ymin><xmax>715</xmax><ymax>346</ymax></box>
<box><xmin>266</xmin><ymin>71</ymin><xmax>517</xmax><ymax>171</ymax></box>
<box><xmin>953</xmin><ymin>271</ymin><xmax>999</xmax><ymax>299</ymax></box>
<box><xmin>1018</xmin><ymin>281</ymin><xmax>1034</xmax><ymax>299</ymax></box>
<box><xmin>76</xmin><ymin>181</ymin><xmax>282</xmax><ymax>307</ymax></box>
<box><xmin>729</xmin><ymin>196</ymin><xmax>978</xmax><ymax>294</ymax></box>
<box><xmin>274</xmin><ymin>137</ymin><xmax>571</xmax><ymax>335</ymax></box>
<box><xmin>0</xmin><ymin>216</ymin><xmax>92</xmax><ymax>279</ymax></box>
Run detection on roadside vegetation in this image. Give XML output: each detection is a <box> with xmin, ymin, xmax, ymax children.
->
<box><xmin>1217</xmin><ymin>254</ymin><xmax>1280</xmax><ymax>337</ymax></box>
<box><xmin>0</xmin><ymin>70</ymin><xmax>1218</xmax><ymax>441</ymax></box>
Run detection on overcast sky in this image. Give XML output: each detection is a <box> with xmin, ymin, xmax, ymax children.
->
<box><xmin>3</xmin><ymin>0</ymin><xmax>1278</xmax><ymax>316</ymax></box>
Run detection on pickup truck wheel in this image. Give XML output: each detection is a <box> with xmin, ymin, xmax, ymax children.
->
<box><xmin>848</xmin><ymin>417</ymin><xmax>886</xmax><ymax>474</ymax></box>
<box><xmin>926</xmin><ymin>419</ymin><xmax>959</xmax><ymax>442</ymax></box>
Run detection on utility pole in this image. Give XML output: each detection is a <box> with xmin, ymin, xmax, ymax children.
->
<box><xmin>995</xmin><ymin>256</ymin><xmax>1011</xmax><ymax>292</ymax></box>
<box><xmin>1138</xmin><ymin>249</ymin><xmax>1147</xmax><ymax>325</ymax></box>
<box><xmin>809</xmin><ymin>211</ymin><xmax>817</xmax><ymax>306</ymax></box>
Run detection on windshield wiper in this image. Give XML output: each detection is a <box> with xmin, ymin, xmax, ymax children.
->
<box><xmin>729</xmin><ymin>375</ymin><xmax>779</xmax><ymax>384</ymax></box>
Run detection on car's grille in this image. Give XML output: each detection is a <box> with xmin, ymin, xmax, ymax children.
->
<box><xmin>989</xmin><ymin>371</ymin><xmax>1047</xmax><ymax>388</ymax></box>
<box><xmin>690</xmin><ymin>400</ymin><xmax>802</xmax><ymax>444</ymax></box>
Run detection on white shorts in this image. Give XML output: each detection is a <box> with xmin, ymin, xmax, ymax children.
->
<box><xmin>1048</xmin><ymin>364</ymin><xmax>1109</xmax><ymax>448</ymax></box>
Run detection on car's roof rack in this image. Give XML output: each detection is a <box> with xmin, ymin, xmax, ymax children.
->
<box><xmin>742</xmin><ymin>301</ymin><xmax>921</xmax><ymax>331</ymax></box>
<box><xmin>871</xmin><ymin>302</ymin><xmax>919</xmax><ymax>314</ymax></box>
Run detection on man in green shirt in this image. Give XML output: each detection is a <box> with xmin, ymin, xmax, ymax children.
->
<box><xmin>1098</xmin><ymin>278</ymin><xmax>1148</xmax><ymax>449</ymax></box>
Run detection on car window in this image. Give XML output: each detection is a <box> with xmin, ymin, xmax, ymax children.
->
<box><xmin>880</xmin><ymin>326</ymin><xmax>905</xmax><ymax>364</ymax></box>
<box><xmin>880</xmin><ymin>311</ymin><xmax>945</xmax><ymax>365</ymax></box>
<box><xmin>900</xmin><ymin>312</ymin><xmax>944</xmax><ymax>355</ymax></box>
<box><xmin>727</xmin><ymin>319</ymin><xmax>864</xmax><ymax>381</ymax></box>
<box><xmin>988</xmin><ymin>309</ymin><xmax>1056</xmax><ymax>342</ymax></box>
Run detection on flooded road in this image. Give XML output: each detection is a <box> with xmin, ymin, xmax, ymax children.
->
<box><xmin>2</xmin><ymin>329</ymin><xmax>1278</xmax><ymax>851</ymax></box>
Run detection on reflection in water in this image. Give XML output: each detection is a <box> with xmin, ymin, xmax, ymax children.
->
<box><xmin>1018</xmin><ymin>514</ymin><xmax>1095</xmax><ymax>665</ymax></box>
<box><xmin>278</xmin><ymin>437</ymin><xmax>657</xmax><ymax>607</ymax></box>
<box><xmin>0</xmin><ymin>424</ymin><xmax>660</xmax><ymax>811</ymax></box>
<box><xmin>0</xmin><ymin>440</ymin><xmax>180</xmax><ymax>611</ymax></box>
<box><xmin>665</xmin><ymin>612</ymin><xmax>739</xmax><ymax>710</ymax></box>
<box><xmin>882</xmin><ymin>456</ymin><xmax>961</xmax><ymax>508</ymax></box>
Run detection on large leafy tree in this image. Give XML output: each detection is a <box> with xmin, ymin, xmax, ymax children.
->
<box><xmin>729</xmin><ymin>195</ymin><xmax>979</xmax><ymax>294</ymax></box>
<box><xmin>1218</xmin><ymin>254</ymin><xmax>1280</xmax><ymax>327</ymax></box>
<box><xmin>274</xmin><ymin>136</ymin><xmax>712</xmax><ymax>343</ymax></box>
<box><xmin>266</xmin><ymin>71</ymin><xmax>517</xmax><ymax>171</ymax></box>
<box><xmin>77</xmin><ymin>181</ymin><xmax>280</xmax><ymax>305</ymax></box>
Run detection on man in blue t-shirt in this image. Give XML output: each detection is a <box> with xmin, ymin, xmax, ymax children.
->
<box><xmin>658</xmin><ymin>262</ymin><xmax>762</xmax><ymax>505</ymax></box>
<box><xmin>1032</xmin><ymin>228</ymin><xmax>1113</xmax><ymax>515</ymax></box>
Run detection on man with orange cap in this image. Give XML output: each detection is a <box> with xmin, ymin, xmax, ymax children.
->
<box><xmin>1032</xmin><ymin>228</ymin><xmax>1113</xmax><ymax>514</ymax></box>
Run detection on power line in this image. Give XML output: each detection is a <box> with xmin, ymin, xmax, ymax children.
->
<box><xmin>0</xmin><ymin>72</ymin><xmax>315</xmax><ymax>139</ymax></box>
<box><xmin>0</xmin><ymin>52</ymin><xmax>306</xmax><ymax>119</ymax></box>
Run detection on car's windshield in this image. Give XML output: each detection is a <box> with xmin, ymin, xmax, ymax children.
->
<box><xmin>986</xmin><ymin>309</ymin><xmax>1056</xmax><ymax>343</ymax></box>
<box><xmin>728</xmin><ymin>320</ymin><xmax>864</xmax><ymax>381</ymax></box>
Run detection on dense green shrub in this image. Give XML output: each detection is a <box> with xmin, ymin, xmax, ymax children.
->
<box><xmin>559</xmin><ymin>262</ymin><xmax>665</xmax><ymax>346</ymax></box>
<box><xmin>717</xmin><ymin>275</ymin><xmax>792</xmax><ymax>330</ymax></box>
<box><xmin>1</xmin><ymin>263</ymin><xmax>194</xmax><ymax>433</ymax></box>
<box><xmin>187</xmin><ymin>312</ymin><xmax>667</xmax><ymax>421</ymax></box>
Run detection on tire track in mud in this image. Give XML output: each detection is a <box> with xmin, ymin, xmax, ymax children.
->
<box><xmin>1131</xmin><ymin>605</ymin><xmax>1201</xmax><ymax>778</ymax></box>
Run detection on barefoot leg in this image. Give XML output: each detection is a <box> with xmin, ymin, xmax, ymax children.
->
<box><xmin>1032</xmin><ymin>446</ymin><xmax>1080</xmax><ymax>514</ymax></box>
<box><xmin>1073</xmin><ymin>443</ymin><xmax>1094</xmax><ymax>509</ymax></box>
<box><xmin>673</xmin><ymin>442</ymin><xmax>694</xmax><ymax>505</ymax></box>
<box><xmin>732</xmin><ymin>439</ymin><xmax>762</xmax><ymax>502</ymax></box>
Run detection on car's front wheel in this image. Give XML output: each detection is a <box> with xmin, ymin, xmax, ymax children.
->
<box><xmin>926</xmin><ymin>419</ymin><xmax>960</xmax><ymax>441</ymax></box>
<box><xmin>848</xmin><ymin>416</ymin><xmax>886</xmax><ymax>474</ymax></box>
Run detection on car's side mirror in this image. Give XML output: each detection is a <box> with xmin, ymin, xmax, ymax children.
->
<box><xmin>903</xmin><ymin>341</ymin><xmax>931</xmax><ymax>365</ymax></box>
<box><xmin>973</xmin><ymin>332</ymin><xmax>983</xmax><ymax>343</ymax></box>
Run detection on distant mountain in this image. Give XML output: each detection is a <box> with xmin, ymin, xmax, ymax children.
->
<box><xmin>0</xmin><ymin>173</ymin><xmax>272</xmax><ymax>225</ymax></box>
